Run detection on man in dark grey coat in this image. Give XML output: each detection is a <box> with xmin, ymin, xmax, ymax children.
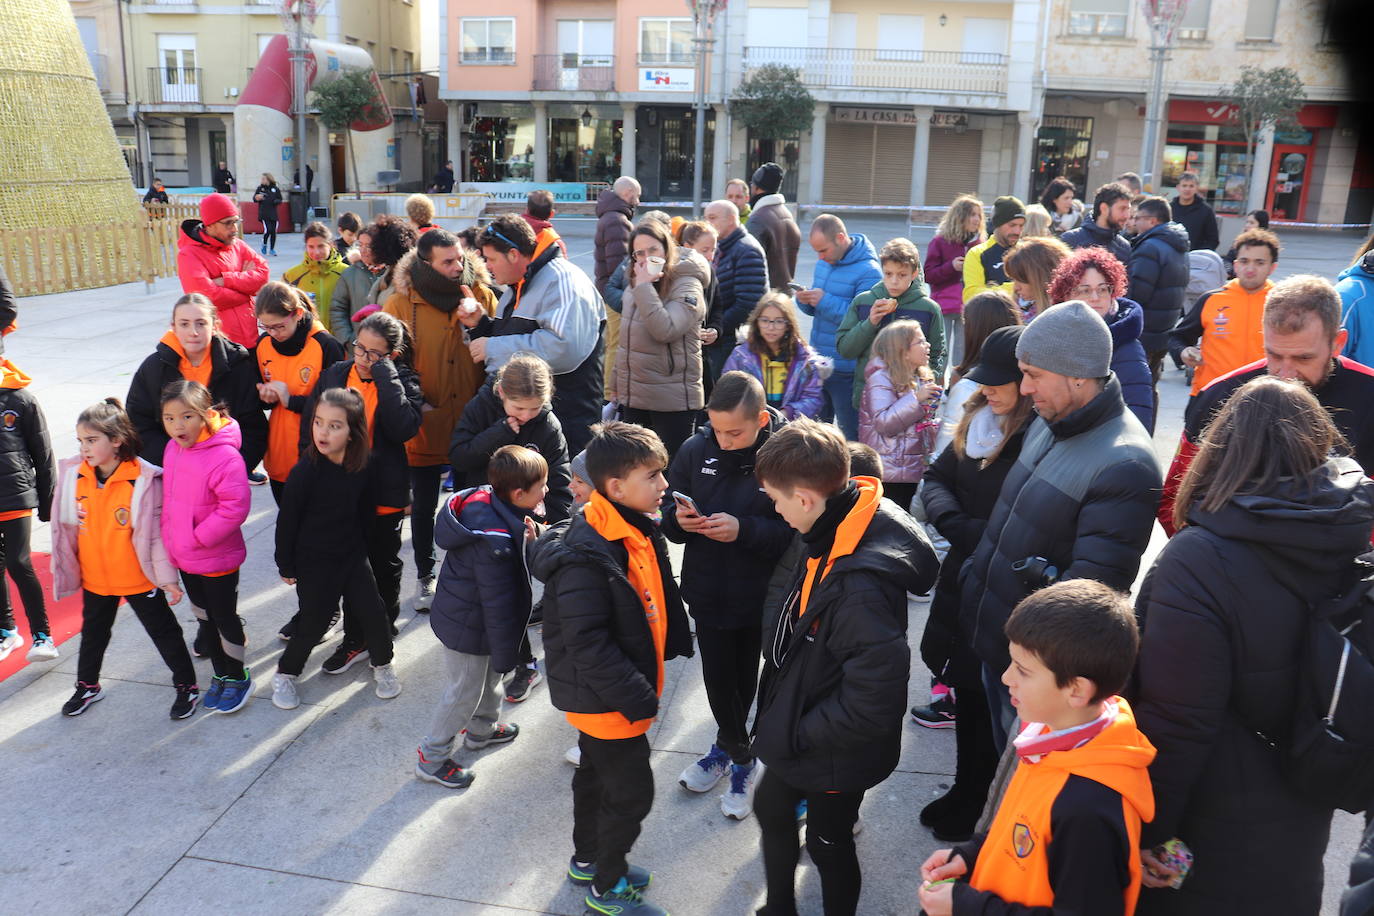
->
<box><xmin>593</xmin><ymin>176</ymin><xmax>639</xmax><ymax>296</ymax></box>
<box><xmin>1061</xmin><ymin>181</ymin><xmax>1133</xmax><ymax>265</ymax></box>
<box><xmin>1127</xmin><ymin>196</ymin><xmax>1191</xmax><ymax>410</ymax></box>
<box><xmin>960</xmin><ymin>300</ymin><xmax>1161</xmax><ymax>749</ymax></box>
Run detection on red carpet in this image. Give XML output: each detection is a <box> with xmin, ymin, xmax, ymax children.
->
<box><xmin>0</xmin><ymin>553</ymin><xmax>83</xmax><ymax>682</ymax></box>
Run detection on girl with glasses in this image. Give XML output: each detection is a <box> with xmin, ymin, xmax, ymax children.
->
<box><xmin>721</xmin><ymin>292</ymin><xmax>825</xmax><ymax>420</ymax></box>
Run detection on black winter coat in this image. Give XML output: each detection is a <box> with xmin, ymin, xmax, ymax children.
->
<box><xmin>530</xmin><ymin>506</ymin><xmax>694</xmax><ymax>723</ymax></box>
<box><xmin>1127</xmin><ymin>220</ymin><xmax>1192</xmax><ymax>353</ymax></box>
<box><xmin>430</xmin><ymin>486</ymin><xmax>532</xmax><ymax>672</ymax></box>
<box><xmin>1060</xmin><ymin>219</ymin><xmax>1132</xmax><ymax>265</ymax></box>
<box><xmin>918</xmin><ymin>414</ymin><xmax>1028</xmax><ymax>685</ymax></box>
<box><xmin>1133</xmin><ymin>458</ymin><xmax>1374</xmax><ymax>916</ymax></box>
<box><xmin>254</xmin><ymin>183</ymin><xmax>283</xmax><ymax>221</ymax></box>
<box><xmin>0</xmin><ymin>385</ymin><xmax>54</xmax><ymax>520</ymax></box>
<box><xmin>1171</xmin><ymin>196</ymin><xmax>1220</xmax><ymax>251</ymax></box>
<box><xmin>660</xmin><ymin>409</ymin><xmax>794</xmax><ymax>629</ymax></box>
<box><xmin>302</xmin><ymin>358</ymin><xmax>422</xmax><ymax>510</ymax></box>
<box><xmin>448</xmin><ymin>382</ymin><xmax>573</xmax><ymax>524</ymax></box>
<box><xmin>754</xmin><ymin>488</ymin><xmax>939</xmax><ymax>792</ymax></box>
<box><xmin>710</xmin><ymin>226</ymin><xmax>770</xmax><ymax>343</ymax></box>
<box><xmin>127</xmin><ymin>335</ymin><xmax>268</xmax><ymax>470</ymax></box>
<box><xmin>960</xmin><ymin>376</ymin><xmax>1161</xmax><ymax>675</ymax></box>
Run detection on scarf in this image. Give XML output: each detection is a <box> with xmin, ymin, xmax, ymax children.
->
<box><xmin>410</xmin><ymin>256</ymin><xmax>464</xmax><ymax>313</ymax></box>
<box><xmin>1013</xmin><ymin>699</ymin><xmax>1117</xmax><ymax>764</ymax></box>
<box><xmin>964</xmin><ymin>405</ymin><xmax>1006</xmax><ymax>461</ymax></box>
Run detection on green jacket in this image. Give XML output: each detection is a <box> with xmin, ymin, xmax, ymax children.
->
<box><xmin>835</xmin><ymin>278</ymin><xmax>946</xmax><ymax>408</ymax></box>
<box><xmin>283</xmin><ymin>247</ymin><xmax>348</xmax><ymax>328</ymax></box>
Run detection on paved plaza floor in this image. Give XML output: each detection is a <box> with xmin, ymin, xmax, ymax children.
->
<box><xmin>0</xmin><ymin>216</ymin><xmax>1365</xmax><ymax>914</ymax></box>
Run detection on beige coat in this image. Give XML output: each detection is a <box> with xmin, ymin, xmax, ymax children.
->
<box><xmin>611</xmin><ymin>250</ymin><xmax>708</xmax><ymax>412</ymax></box>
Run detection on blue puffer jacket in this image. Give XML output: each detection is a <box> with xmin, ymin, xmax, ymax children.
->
<box><xmin>710</xmin><ymin>226</ymin><xmax>769</xmax><ymax>344</ymax></box>
<box><xmin>800</xmin><ymin>234</ymin><xmax>882</xmax><ymax>372</ymax></box>
<box><xmin>1338</xmin><ymin>254</ymin><xmax>1374</xmax><ymax>368</ymax></box>
<box><xmin>429</xmin><ymin>485</ymin><xmax>533</xmax><ymax>673</ymax></box>
<box><xmin>1104</xmin><ymin>297</ymin><xmax>1155</xmax><ymax>433</ymax></box>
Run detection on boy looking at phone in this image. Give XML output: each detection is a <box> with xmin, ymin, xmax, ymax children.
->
<box><xmin>918</xmin><ymin>580</ymin><xmax>1156</xmax><ymax>916</ymax></box>
<box><xmin>661</xmin><ymin>371</ymin><xmax>793</xmax><ymax>820</ymax></box>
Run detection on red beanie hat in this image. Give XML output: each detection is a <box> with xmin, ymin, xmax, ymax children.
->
<box><xmin>200</xmin><ymin>193</ymin><xmax>238</xmax><ymax>226</ymax></box>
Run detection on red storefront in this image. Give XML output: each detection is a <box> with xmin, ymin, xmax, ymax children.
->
<box><xmin>1163</xmin><ymin>100</ymin><xmax>1339</xmax><ymax>221</ymax></box>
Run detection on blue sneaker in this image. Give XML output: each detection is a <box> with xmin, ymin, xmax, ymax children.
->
<box><xmin>202</xmin><ymin>676</ymin><xmax>226</xmax><ymax>712</ymax></box>
<box><xmin>679</xmin><ymin>743</ymin><xmax>730</xmax><ymax>792</ymax></box>
<box><xmin>567</xmin><ymin>856</ymin><xmax>651</xmax><ymax>890</ymax></box>
<box><xmin>216</xmin><ymin>674</ymin><xmax>252</xmax><ymax>714</ymax></box>
<box><xmin>585</xmin><ymin>876</ymin><xmax>666</xmax><ymax>916</ymax></box>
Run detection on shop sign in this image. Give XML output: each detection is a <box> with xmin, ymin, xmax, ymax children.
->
<box><xmin>1167</xmin><ymin>99</ymin><xmax>1339</xmax><ymax>129</ymax></box>
<box><xmin>457</xmin><ymin>181</ymin><xmax>588</xmax><ymax>203</ymax></box>
<box><xmin>640</xmin><ymin>68</ymin><xmax>694</xmax><ymax>92</ymax></box>
<box><xmin>931</xmin><ymin>112</ymin><xmax>969</xmax><ymax>128</ymax></box>
<box><xmin>834</xmin><ymin>107</ymin><xmax>917</xmax><ymax>126</ymax></box>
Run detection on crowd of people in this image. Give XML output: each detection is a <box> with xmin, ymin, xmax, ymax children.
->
<box><xmin>5</xmin><ymin>165</ymin><xmax>1374</xmax><ymax>916</ymax></box>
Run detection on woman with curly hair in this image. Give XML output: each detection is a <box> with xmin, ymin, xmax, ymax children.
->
<box><xmin>364</xmin><ymin>214</ymin><xmax>420</xmax><ymax>310</ymax></box>
<box><xmin>1047</xmin><ymin>247</ymin><xmax>1154</xmax><ymax>431</ymax></box>
<box><xmin>721</xmin><ymin>291</ymin><xmax>825</xmax><ymax>420</ymax></box>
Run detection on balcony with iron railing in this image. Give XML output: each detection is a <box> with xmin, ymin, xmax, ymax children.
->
<box><xmin>743</xmin><ymin>47</ymin><xmax>1008</xmax><ymax>96</ymax></box>
<box><xmin>146</xmin><ymin>66</ymin><xmax>203</xmax><ymax>105</ymax></box>
<box><xmin>532</xmin><ymin>54</ymin><xmax>615</xmax><ymax>91</ymax></box>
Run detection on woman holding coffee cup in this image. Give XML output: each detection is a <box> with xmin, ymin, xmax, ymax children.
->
<box><xmin>608</xmin><ymin>219</ymin><xmax>710</xmax><ymax>456</ymax></box>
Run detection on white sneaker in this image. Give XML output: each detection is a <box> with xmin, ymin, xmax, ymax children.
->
<box><xmin>26</xmin><ymin>633</ymin><xmax>58</xmax><ymax>661</ymax></box>
<box><xmin>0</xmin><ymin>629</ymin><xmax>23</xmax><ymax>661</ymax></box>
<box><xmin>414</xmin><ymin>576</ymin><xmax>436</xmax><ymax>612</ymax></box>
<box><xmin>679</xmin><ymin>744</ymin><xmax>731</xmax><ymax>793</ymax></box>
<box><xmin>720</xmin><ymin>760</ymin><xmax>763</xmax><ymax>820</ymax></box>
<box><xmin>564</xmin><ymin>745</ymin><xmax>582</xmax><ymax>767</ymax></box>
<box><xmin>271</xmin><ymin>672</ymin><xmax>300</xmax><ymax>709</ymax></box>
<box><xmin>372</xmin><ymin>663</ymin><xmax>402</xmax><ymax>699</ymax></box>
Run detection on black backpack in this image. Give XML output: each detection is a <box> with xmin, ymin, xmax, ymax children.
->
<box><xmin>1275</xmin><ymin>553</ymin><xmax>1374</xmax><ymax>814</ymax></box>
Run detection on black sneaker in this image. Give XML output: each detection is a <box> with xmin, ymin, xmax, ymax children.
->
<box><xmin>170</xmin><ymin>684</ymin><xmax>201</xmax><ymax>719</ymax></box>
<box><xmin>910</xmin><ymin>694</ymin><xmax>956</xmax><ymax>729</ymax></box>
<box><xmin>463</xmin><ymin>722</ymin><xmax>519</xmax><ymax>750</ymax></box>
<box><xmin>248</xmin><ymin>471</ymin><xmax>268</xmax><ymax>486</ymax></box>
<box><xmin>505</xmin><ymin>663</ymin><xmax>542</xmax><ymax>702</ymax></box>
<box><xmin>62</xmin><ymin>683</ymin><xmax>103</xmax><ymax>716</ymax></box>
<box><xmin>415</xmin><ymin>752</ymin><xmax>475</xmax><ymax>789</ymax></box>
<box><xmin>322</xmin><ymin>644</ymin><xmax>369</xmax><ymax>675</ymax></box>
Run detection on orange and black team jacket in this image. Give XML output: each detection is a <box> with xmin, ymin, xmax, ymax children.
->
<box><xmin>255</xmin><ymin>318</ymin><xmax>344</xmax><ymax>483</ymax></box>
<box><xmin>952</xmin><ymin>698</ymin><xmax>1157</xmax><ymax>916</ymax></box>
<box><xmin>1165</xmin><ymin>278</ymin><xmax>1272</xmax><ymax>396</ymax></box>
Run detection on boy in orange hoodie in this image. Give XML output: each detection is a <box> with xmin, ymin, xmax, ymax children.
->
<box><xmin>529</xmin><ymin>421</ymin><xmax>694</xmax><ymax>916</ymax></box>
<box><xmin>919</xmin><ymin>580</ymin><xmax>1156</xmax><ymax>916</ymax></box>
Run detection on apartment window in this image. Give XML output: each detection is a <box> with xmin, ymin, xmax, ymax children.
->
<box><xmin>877</xmin><ymin>15</ymin><xmax>924</xmax><ymax>61</ymax></box>
<box><xmin>961</xmin><ymin>18</ymin><xmax>1008</xmax><ymax>63</ymax></box>
<box><xmin>744</xmin><ymin>8</ymin><xmax>808</xmax><ymax>48</ymax></box>
<box><xmin>257</xmin><ymin>34</ymin><xmax>275</xmax><ymax>57</ymax></box>
<box><xmin>1067</xmin><ymin>0</ymin><xmax>1129</xmax><ymax>37</ymax></box>
<box><xmin>462</xmin><ymin>18</ymin><xmax>515</xmax><ymax>63</ymax></box>
<box><xmin>404</xmin><ymin>50</ymin><xmax>414</xmax><ymax>74</ymax></box>
<box><xmin>1243</xmin><ymin>0</ymin><xmax>1278</xmax><ymax>40</ymax></box>
<box><xmin>1177</xmin><ymin>0</ymin><xmax>1211</xmax><ymax>39</ymax></box>
<box><xmin>639</xmin><ymin>18</ymin><xmax>693</xmax><ymax>65</ymax></box>
<box><xmin>557</xmin><ymin>20</ymin><xmax>614</xmax><ymax>66</ymax></box>
<box><xmin>391</xmin><ymin>47</ymin><xmax>399</xmax><ymax>76</ymax></box>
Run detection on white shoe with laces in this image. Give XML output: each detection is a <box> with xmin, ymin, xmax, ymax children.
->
<box><xmin>271</xmin><ymin>672</ymin><xmax>300</xmax><ymax>710</ymax></box>
<box><xmin>0</xmin><ymin>629</ymin><xmax>23</xmax><ymax>661</ymax></box>
<box><xmin>372</xmin><ymin>663</ymin><xmax>402</xmax><ymax>699</ymax></box>
<box><xmin>564</xmin><ymin>745</ymin><xmax>582</xmax><ymax>767</ymax></box>
<box><xmin>720</xmin><ymin>760</ymin><xmax>763</xmax><ymax>820</ymax></box>
<box><xmin>26</xmin><ymin>633</ymin><xmax>58</xmax><ymax>661</ymax></box>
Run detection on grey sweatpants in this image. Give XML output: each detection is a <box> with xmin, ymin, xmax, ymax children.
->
<box><xmin>419</xmin><ymin>647</ymin><xmax>504</xmax><ymax>766</ymax></box>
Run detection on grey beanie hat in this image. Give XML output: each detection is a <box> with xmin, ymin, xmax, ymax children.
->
<box><xmin>570</xmin><ymin>449</ymin><xmax>590</xmax><ymax>483</ymax></box>
<box><xmin>1015</xmin><ymin>300</ymin><xmax>1112</xmax><ymax>379</ymax></box>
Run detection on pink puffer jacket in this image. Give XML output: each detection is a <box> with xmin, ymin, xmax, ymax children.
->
<box><xmin>160</xmin><ymin>415</ymin><xmax>251</xmax><ymax>574</ymax></box>
<box><xmin>858</xmin><ymin>357</ymin><xmax>941</xmax><ymax>483</ymax></box>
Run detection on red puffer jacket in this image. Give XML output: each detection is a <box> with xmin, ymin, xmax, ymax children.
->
<box><xmin>177</xmin><ymin>219</ymin><xmax>269</xmax><ymax>347</ymax></box>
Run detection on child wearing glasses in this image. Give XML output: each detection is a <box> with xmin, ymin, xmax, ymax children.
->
<box><xmin>721</xmin><ymin>291</ymin><xmax>826</xmax><ymax>421</ymax></box>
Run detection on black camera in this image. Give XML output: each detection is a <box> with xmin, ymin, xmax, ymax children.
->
<box><xmin>1012</xmin><ymin>556</ymin><xmax>1060</xmax><ymax>589</ymax></box>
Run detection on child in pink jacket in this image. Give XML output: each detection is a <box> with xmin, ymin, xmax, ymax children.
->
<box><xmin>159</xmin><ymin>379</ymin><xmax>252</xmax><ymax>714</ymax></box>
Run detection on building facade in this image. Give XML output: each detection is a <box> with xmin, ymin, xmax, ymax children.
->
<box><xmin>71</xmin><ymin>0</ymin><xmax>442</xmax><ymax>200</ymax></box>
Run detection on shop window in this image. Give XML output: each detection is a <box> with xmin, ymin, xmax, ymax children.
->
<box><xmin>639</xmin><ymin>18</ymin><xmax>693</xmax><ymax>65</ymax></box>
<box><xmin>467</xmin><ymin>115</ymin><xmax>536</xmax><ymax>181</ymax></box>
<box><xmin>1243</xmin><ymin>0</ymin><xmax>1278</xmax><ymax>40</ymax></box>
<box><xmin>548</xmin><ymin>117</ymin><xmax>623</xmax><ymax>184</ymax></box>
<box><xmin>1033</xmin><ymin>115</ymin><xmax>1093</xmax><ymax>204</ymax></box>
<box><xmin>1162</xmin><ymin>123</ymin><xmax>1250</xmax><ymax>215</ymax></box>
<box><xmin>1177</xmin><ymin>0</ymin><xmax>1210</xmax><ymax>40</ymax></box>
<box><xmin>1067</xmin><ymin>0</ymin><xmax>1129</xmax><ymax>37</ymax></box>
<box><xmin>462</xmin><ymin>18</ymin><xmax>515</xmax><ymax>64</ymax></box>
<box><xmin>747</xmin><ymin>133</ymin><xmax>800</xmax><ymax>202</ymax></box>
<box><xmin>878</xmin><ymin>16</ymin><xmax>924</xmax><ymax>61</ymax></box>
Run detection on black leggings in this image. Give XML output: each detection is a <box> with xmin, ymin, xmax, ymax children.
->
<box><xmin>409</xmin><ymin>464</ymin><xmax>444</xmax><ymax>580</ymax></box>
<box><xmin>620</xmin><ymin>407</ymin><xmax>696</xmax><ymax>459</ymax></box>
<box><xmin>342</xmin><ymin>512</ymin><xmax>404</xmax><ymax>647</ymax></box>
<box><xmin>182</xmin><ymin>571</ymin><xmax>246</xmax><ymax>679</ymax></box>
<box><xmin>261</xmin><ymin>218</ymin><xmax>278</xmax><ymax>251</ymax></box>
<box><xmin>279</xmin><ymin>561</ymin><xmax>392</xmax><ymax>676</ymax></box>
<box><xmin>695</xmin><ymin>622</ymin><xmax>761</xmax><ymax>764</ymax></box>
<box><xmin>0</xmin><ymin>515</ymin><xmax>48</xmax><ymax>635</ymax></box>
<box><xmin>76</xmin><ymin>588</ymin><xmax>196</xmax><ymax>688</ymax></box>
<box><xmin>755</xmin><ymin>769</ymin><xmax>865</xmax><ymax>916</ymax></box>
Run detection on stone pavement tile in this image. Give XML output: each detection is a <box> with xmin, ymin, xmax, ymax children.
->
<box><xmin>0</xmin><ymin>669</ymin><xmax>325</xmax><ymax>915</ymax></box>
<box><xmin>129</xmin><ymin>857</ymin><xmax>538</xmax><ymax>916</ymax></box>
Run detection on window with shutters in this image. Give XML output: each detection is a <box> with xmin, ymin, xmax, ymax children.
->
<box><xmin>823</xmin><ymin>122</ymin><xmax>913</xmax><ymax>206</ymax></box>
<box><xmin>1067</xmin><ymin>0</ymin><xmax>1129</xmax><ymax>37</ymax></box>
<box><xmin>877</xmin><ymin>15</ymin><xmax>924</xmax><ymax>61</ymax></box>
<box><xmin>1243</xmin><ymin>0</ymin><xmax>1278</xmax><ymax>40</ymax></box>
<box><xmin>461</xmin><ymin>18</ymin><xmax>515</xmax><ymax>64</ymax></box>
<box><xmin>1177</xmin><ymin>0</ymin><xmax>1210</xmax><ymax>40</ymax></box>
<box><xmin>926</xmin><ymin>129</ymin><xmax>984</xmax><ymax>208</ymax></box>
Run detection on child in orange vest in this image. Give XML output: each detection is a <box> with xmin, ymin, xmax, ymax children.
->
<box><xmin>919</xmin><ymin>580</ymin><xmax>1156</xmax><ymax>916</ymax></box>
<box><xmin>530</xmin><ymin>421</ymin><xmax>693</xmax><ymax>916</ymax></box>
<box><xmin>52</xmin><ymin>399</ymin><xmax>199</xmax><ymax>719</ymax></box>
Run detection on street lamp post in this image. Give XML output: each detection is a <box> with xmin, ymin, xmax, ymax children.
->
<box><xmin>1139</xmin><ymin>0</ymin><xmax>1188</xmax><ymax>192</ymax></box>
<box><xmin>689</xmin><ymin>0</ymin><xmax>725</xmax><ymax>217</ymax></box>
